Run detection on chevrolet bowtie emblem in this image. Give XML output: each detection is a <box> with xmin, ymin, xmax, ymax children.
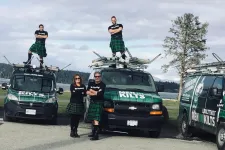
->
<box><xmin>129</xmin><ymin>106</ymin><xmax>137</xmax><ymax>110</ymax></box>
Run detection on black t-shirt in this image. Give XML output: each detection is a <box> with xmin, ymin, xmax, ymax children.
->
<box><xmin>87</xmin><ymin>81</ymin><xmax>106</xmax><ymax>102</ymax></box>
<box><xmin>70</xmin><ymin>84</ymin><xmax>86</xmax><ymax>103</ymax></box>
<box><xmin>108</xmin><ymin>24</ymin><xmax>123</xmax><ymax>39</ymax></box>
<box><xmin>35</xmin><ymin>30</ymin><xmax>48</xmax><ymax>44</ymax></box>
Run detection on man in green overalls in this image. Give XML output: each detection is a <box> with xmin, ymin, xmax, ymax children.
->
<box><xmin>108</xmin><ymin>16</ymin><xmax>126</xmax><ymax>61</ymax></box>
<box><xmin>24</xmin><ymin>24</ymin><xmax>48</xmax><ymax>68</ymax></box>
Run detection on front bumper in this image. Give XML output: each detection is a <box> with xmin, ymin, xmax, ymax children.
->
<box><xmin>102</xmin><ymin>112</ymin><xmax>164</xmax><ymax>131</ymax></box>
<box><xmin>4</xmin><ymin>100</ymin><xmax>58</xmax><ymax>120</ymax></box>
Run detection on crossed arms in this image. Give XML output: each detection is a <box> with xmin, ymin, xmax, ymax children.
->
<box><xmin>86</xmin><ymin>89</ymin><xmax>98</xmax><ymax>96</ymax></box>
<box><xmin>35</xmin><ymin>34</ymin><xmax>48</xmax><ymax>39</ymax></box>
<box><xmin>108</xmin><ymin>27</ymin><xmax>123</xmax><ymax>35</ymax></box>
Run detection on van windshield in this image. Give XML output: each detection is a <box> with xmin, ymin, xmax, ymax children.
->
<box><xmin>11</xmin><ymin>75</ymin><xmax>54</xmax><ymax>93</ymax></box>
<box><xmin>101</xmin><ymin>70</ymin><xmax>156</xmax><ymax>92</ymax></box>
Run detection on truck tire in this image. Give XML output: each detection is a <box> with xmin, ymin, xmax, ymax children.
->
<box><xmin>148</xmin><ymin>128</ymin><xmax>161</xmax><ymax>138</ymax></box>
<box><xmin>178</xmin><ymin>113</ymin><xmax>192</xmax><ymax>138</ymax></box>
<box><xmin>216</xmin><ymin>122</ymin><xmax>225</xmax><ymax>150</ymax></box>
<box><xmin>3</xmin><ymin>111</ymin><xmax>11</xmax><ymax>122</ymax></box>
<box><xmin>162</xmin><ymin>105</ymin><xmax>169</xmax><ymax>122</ymax></box>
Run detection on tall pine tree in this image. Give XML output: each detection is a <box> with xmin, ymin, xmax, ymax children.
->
<box><xmin>162</xmin><ymin>13</ymin><xmax>209</xmax><ymax>100</ymax></box>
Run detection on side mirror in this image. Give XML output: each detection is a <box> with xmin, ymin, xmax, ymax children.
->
<box><xmin>210</xmin><ymin>88</ymin><xmax>221</xmax><ymax>97</ymax></box>
<box><xmin>1</xmin><ymin>83</ymin><xmax>8</xmax><ymax>90</ymax></box>
<box><xmin>57</xmin><ymin>87</ymin><xmax>64</xmax><ymax>95</ymax></box>
<box><xmin>157</xmin><ymin>84</ymin><xmax>164</xmax><ymax>92</ymax></box>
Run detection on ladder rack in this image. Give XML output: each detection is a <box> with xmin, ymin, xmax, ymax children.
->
<box><xmin>89</xmin><ymin>49</ymin><xmax>161</xmax><ymax>71</ymax></box>
<box><xmin>12</xmin><ymin>63</ymin><xmax>60</xmax><ymax>74</ymax></box>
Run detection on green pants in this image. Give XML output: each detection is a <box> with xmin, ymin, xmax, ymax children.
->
<box><xmin>29</xmin><ymin>41</ymin><xmax>47</xmax><ymax>57</ymax></box>
<box><xmin>66</xmin><ymin>102</ymin><xmax>85</xmax><ymax>115</ymax></box>
<box><xmin>109</xmin><ymin>38</ymin><xmax>125</xmax><ymax>53</ymax></box>
<box><xmin>86</xmin><ymin>102</ymin><xmax>103</xmax><ymax>122</ymax></box>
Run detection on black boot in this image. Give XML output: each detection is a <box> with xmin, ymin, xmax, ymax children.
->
<box><xmin>74</xmin><ymin>129</ymin><xmax>80</xmax><ymax>138</ymax></box>
<box><xmin>23</xmin><ymin>53</ymin><xmax>32</xmax><ymax>65</ymax></box>
<box><xmin>70</xmin><ymin>129</ymin><xmax>75</xmax><ymax>137</ymax></box>
<box><xmin>90</xmin><ymin>125</ymin><xmax>99</xmax><ymax>141</ymax></box>
<box><xmin>40</xmin><ymin>59</ymin><xmax>44</xmax><ymax>69</ymax></box>
<box><xmin>88</xmin><ymin>125</ymin><xmax>95</xmax><ymax>137</ymax></box>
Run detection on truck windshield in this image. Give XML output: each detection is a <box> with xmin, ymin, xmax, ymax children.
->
<box><xmin>101</xmin><ymin>70</ymin><xmax>156</xmax><ymax>92</ymax></box>
<box><xmin>11</xmin><ymin>75</ymin><xmax>54</xmax><ymax>93</ymax></box>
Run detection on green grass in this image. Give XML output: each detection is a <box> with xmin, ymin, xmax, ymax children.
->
<box><xmin>0</xmin><ymin>89</ymin><xmax>180</xmax><ymax>123</ymax></box>
<box><xmin>163</xmin><ymin>100</ymin><xmax>179</xmax><ymax>120</ymax></box>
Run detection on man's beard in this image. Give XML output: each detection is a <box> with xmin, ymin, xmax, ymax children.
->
<box><xmin>112</xmin><ymin>22</ymin><xmax>116</xmax><ymax>25</ymax></box>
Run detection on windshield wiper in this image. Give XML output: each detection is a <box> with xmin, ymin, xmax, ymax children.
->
<box><xmin>106</xmin><ymin>87</ymin><xmax>119</xmax><ymax>90</ymax></box>
<box><xmin>124</xmin><ymin>88</ymin><xmax>155</xmax><ymax>93</ymax></box>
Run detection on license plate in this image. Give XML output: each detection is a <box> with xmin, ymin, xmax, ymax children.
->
<box><xmin>25</xmin><ymin>109</ymin><xmax>36</xmax><ymax>115</ymax></box>
<box><xmin>127</xmin><ymin>120</ymin><xmax>138</xmax><ymax>126</ymax></box>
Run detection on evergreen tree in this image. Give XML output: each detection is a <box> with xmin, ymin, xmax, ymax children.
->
<box><xmin>162</xmin><ymin>13</ymin><xmax>209</xmax><ymax>100</ymax></box>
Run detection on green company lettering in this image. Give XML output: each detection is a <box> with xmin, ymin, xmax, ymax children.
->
<box><xmin>119</xmin><ymin>91</ymin><xmax>145</xmax><ymax>99</ymax></box>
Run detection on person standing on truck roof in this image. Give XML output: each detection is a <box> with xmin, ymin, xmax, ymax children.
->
<box><xmin>86</xmin><ymin>71</ymin><xmax>106</xmax><ymax>140</ymax></box>
<box><xmin>66</xmin><ymin>74</ymin><xmax>86</xmax><ymax>138</ymax></box>
<box><xmin>23</xmin><ymin>24</ymin><xmax>48</xmax><ymax>68</ymax></box>
<box><xmin>108</xmin><ymin>16</ymin><xmax>127</xmax><ymax>61</ymax></box>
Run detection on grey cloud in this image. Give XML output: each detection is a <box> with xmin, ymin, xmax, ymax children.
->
<box><xmin>1</xmin><ymin>0</ymin><xmax>225</xmax><ymax>81</ymax></box>
<box><xmin>78</xmin><ymin>45</ymin><xmax>89</xmax><ymax>51</ymax></box>
<box><xmin>59</xmin><ymin>44</ymin><xmax>76</xmax><ymax>49</ymax></box>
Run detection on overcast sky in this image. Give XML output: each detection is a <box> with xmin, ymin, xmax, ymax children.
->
<box><xmin>1</xmin><ymin>0</ymin><xmax>225</xmax><ymax>82</ymax></box>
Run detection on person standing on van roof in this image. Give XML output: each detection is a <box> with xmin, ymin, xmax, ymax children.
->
<box><xmin>86</xmin><ymin>71</ymin><xmax>106</xmax><ymax>140</ymax></box>
<box><xmin>66</xmin><ymin>74</ymin><xmax>86</xmax><ymax>138</ymax></box>
<box><xmin>108</xmin><ymin>16</ymin><xmax>126</xmax><ymax>60</ymax></box>
<box><xmin>23</xmin><ymin>24</ymin><xmax>48</xmax><ymax>68</ymax></box>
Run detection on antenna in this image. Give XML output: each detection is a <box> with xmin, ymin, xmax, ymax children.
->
<box><xmin>3</xmin><ymin>56</ymin><xmax>12</xmax><ymax>65</ymax></box>
<box><xmin>60</xmin><ymin>63</ymin><xmax>72</xmax><ymax>71</ymax></box>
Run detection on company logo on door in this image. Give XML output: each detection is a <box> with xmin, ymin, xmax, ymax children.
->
<box><xmin>119</xmin><ymin>91</ymin><xmax>145</xmax><ymax>99</ymax></box>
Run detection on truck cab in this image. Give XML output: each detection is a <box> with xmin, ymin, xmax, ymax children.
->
<box><xmin>85</xmin><ymin>67</ymin><xmax>165</xmax><ymax>137</ymax></box>
<box><xmin>2</xmin><ymin>64</ymin><xmax>64</xmax><ymax>124</ymax></box>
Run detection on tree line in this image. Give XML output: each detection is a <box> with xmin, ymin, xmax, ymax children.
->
<box><xmin>0</xmin><ymin>63</ymin><xmax>179</xmax><ymax>92</ymax></box>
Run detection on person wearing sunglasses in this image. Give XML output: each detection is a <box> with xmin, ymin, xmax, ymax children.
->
<box><xmin>86</xmin><ymin>71</ymin><xmax>106</xmax><ymax>140</ymax></box>
<box><xmin>66</xmin><ymin>74</ymin><xmax>86</xmax><ymax>138</ymax></box>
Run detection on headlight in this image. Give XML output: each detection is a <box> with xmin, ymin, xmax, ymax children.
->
<box><xmin>46</xmin><ymin>97</ymin><xmax>56</xmax><ymax>103</ymax></box>
<box><xmin>7</xmin><ymin>94</ymin><xmax>18</xmax><ymax>101</ymax></box>
<box><xmin>152</xmin><ymin>104</ymin><xmax>160</xmax><ymax>110</ymax></box>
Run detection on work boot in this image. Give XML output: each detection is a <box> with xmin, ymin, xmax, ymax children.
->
<box><xmin>90</xmin><ymin>126</ymin><xmax>99</xmax><ymax>141</ymax></box>
<box><xmin>40</xmin><ymin>60</ymin><xmax>44</xmax><ymax>69</ymax></box>
<box><xmin>88</xmin><ymin>126</ymin><xmax>95</xmax><ymax>137</ymax></box>
<box><xmin>74</xmin><ymin>129</ymin><xmax>80</xmax><ymax>138</ymax></box>
<box><xmin>23</xmin><ymin>53</ymin><xmax>32</xmax><ymax>65</ymax></box>
<box><xmin>70</xmin><ymin>130</ymin><xmax>75</xmax><ymax>137</ymax></box>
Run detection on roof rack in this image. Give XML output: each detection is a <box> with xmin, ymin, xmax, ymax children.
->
<box><xmin>186</xmin><ymin>53</ymin><xmax>225</xmax><ymax>75</ymax></box>
<box><xmin>89</xmin><ymin>48</ymin><xmax>161</xmax><ymax>71</ymax></box>
<box><xmin>11</xmin><ymin>63</ymin><xmax>60</xmax><ymax>75</ymax></box>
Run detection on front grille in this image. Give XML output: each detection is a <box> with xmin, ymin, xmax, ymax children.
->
<box><xmin>18</xmin><ymin>102</ymin><xmax>44</xmax><ymax>112</ymax></box>
<box><xmin>114</xmin><ymin>101</ymin><xmax>151</xmax><ymax>117</ymax></box>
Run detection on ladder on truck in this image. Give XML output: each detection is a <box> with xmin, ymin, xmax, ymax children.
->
<box><xmin>89</xmin><ymin>47</ymin><xmax>161</xmax><ymax>70</ymax></box>
<box><xmin>3</xmin><ymin>56</ymin><xmax>71</xmax><ymax>74</ymax></box>
<box><xmin>186</xmin><ymin>53</ymin><xmax>225</xmax><ymax>75</ymax></box>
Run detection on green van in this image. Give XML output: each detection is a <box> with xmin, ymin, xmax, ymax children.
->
<box><xmin>84</xmin><ymin>67</ymin><xmax>165</xmax><ymax>137</ymax></box>
<box><xmin>178</xmin><ymin>61</ymin><xmax>225</xmax><ymax>150</ymax></box>
<box><xmin>2</xmin><ymin>64</ymin><xmax>64</xmax><ymax>124</ymax></box>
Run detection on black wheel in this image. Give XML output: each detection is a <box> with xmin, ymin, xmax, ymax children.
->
<box><xmin>178</xmin><ymin>113</ymin><xmax>192</xmax><ymax>138</ymax></box>
<box><xmin>162</xmin><ymin>105</ymin><xmax>169</xmax><ymax>122</ymax></box>
<box><xmin>216</xmin><ymin>123</ymin><xmax>225</xmax><ymax>150</ymax></box>
<box><xmin>3</xmin><ymin>111</ymin><xmax>11</xmax><ymax>122</ymax></box>
<box><xmin>148</xmin><ymin>129</ymin><xmax>161</xmax><ymax>138</ymax></box>
<box><xmin>49</xmin><ymin>114</ymin><xmax>58</xmax><ymax>125</ymax></box>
